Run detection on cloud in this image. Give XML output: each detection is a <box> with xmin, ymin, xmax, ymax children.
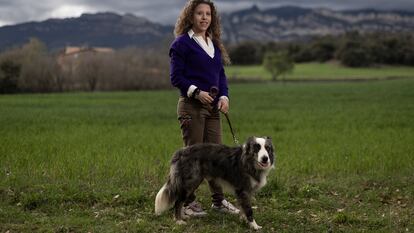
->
<box><xmin>0</xmin><ymin>0</ymin><xmax>414</xmax><ymax>27</ymax></box>
<box><xmin>216</xmin><ymin>0</ymin><xmax>414</xmax><ymax>12</ymax></box>
<box><xmin>0</xmin><ymin>20</ymin><xmax>11</xmax><ymax>27</ymax></box>
<box><xmin>49</xmin><ymin>4</ymin><xmax>95</xmax><ymax>19</ymax></box>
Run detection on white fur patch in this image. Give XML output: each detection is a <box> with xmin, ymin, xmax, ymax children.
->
<box><xmin>249</xmin><ymin>219</ymin><xmax>262</xmax><ymax>230</ymax></box>
<box><xmin>249</xmin><ymin>170</ymin><xmax>269</xmax><ymax>191</ymax></box>
<box><xmin>176</xmin><ymin>220</ymin><xmax>187</xmax><ymax>225</ymax></box>
<box><xmin>255</xmin><ymin>137</ymin><xmax>269</xmax><ymax>165</ymax></box>
<box><xmin>155</xmin><ymin>184</ymin><xmax>169</xmax><ymax>215</ymax></box>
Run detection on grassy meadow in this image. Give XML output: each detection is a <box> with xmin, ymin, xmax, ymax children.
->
<box><xmin>1</xmin><ymin>78</ymin><xmax>414</xmax><ymax>232</ymax></box>
<box><xmin>226</xmin><ymin>63</ymin><xmax>414</xmax><ymax>80</ymax></box>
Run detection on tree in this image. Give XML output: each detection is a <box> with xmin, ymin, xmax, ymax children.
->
<box><xmin>336</xmin><ymin>40</ymin><xmax>372</xmax><ymax>67</ymax></box>
<box><xmin>310</xmin><ymin>40</ymin><xmax>336</xmax><ymax>62</ymax></box>
<box><xmin>0</xmin><ymin>59</ymin><xmax>21</xmax><ymax>93</ymax></box>
<box><xmin>77</xmin><ymin>54</ymin><xmax>102</xmax><ymax>91</ymax></box>
<box><xmin>19</xmin><ymin>55</ymin><xmax>59</xmax><ymax>92</ymax></box>
<box><xmin>18</xmin><ymin>38</ymin><xmax>58</xmax><ymax>92</ymax></box>
<box><xmin>263</xmin><ymin>51</ymin><xmax>294</xmax><ymax>81</ymax></box>
<box><xmin>0</xmin><ymin>47</ymin><xmax>24</xmax><ymax>93</ymax></box>
<box><xmin>21</xmin><ymin>38</ymin><xmax>47</xmax><ymax>57</ymax></box>
<box><xmin>229</xmin><ymin>42</ymin><xmax>262</xmax><ymax>65</ymax></box>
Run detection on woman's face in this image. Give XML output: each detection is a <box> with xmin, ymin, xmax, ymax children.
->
<box><xmin>192</xmin><ymin>3</ymin><xmax>211</xmax><ymax>35</ymax></box>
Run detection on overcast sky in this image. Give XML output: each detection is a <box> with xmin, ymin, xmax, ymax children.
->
<box><xmin>1</xmin><ymin>0</ymin><xmax>414</xmax><ymax>27</ymax></box>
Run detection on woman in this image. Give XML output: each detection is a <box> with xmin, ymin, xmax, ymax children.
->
<box><xmin>169</xmin><ymin>0</ymin><xmax>240</xmax><ymax>217</ymax></box>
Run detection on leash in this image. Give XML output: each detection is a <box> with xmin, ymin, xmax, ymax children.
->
<box><xmin>223</xmin><ymin>112</ymin><xmax>239</xmax><ymax>145</ymax></box>
<box><xmin>209</xmin><ymin>86</ymin><xmax>240</xmax><ymax>145</ymax></box>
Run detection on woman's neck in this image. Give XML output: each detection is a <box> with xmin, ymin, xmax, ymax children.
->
<box><xmin>192</xmin><ymin>28</ymin><xmax>207</xmax><ymax>40</ymax></box>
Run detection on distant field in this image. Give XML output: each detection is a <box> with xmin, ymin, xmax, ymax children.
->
<box><xmin>226</xmin><ymin>62</ymin><xmax>414</xmax><ymax>80</ymax></box>
<box><xmin>1</xmin><ymin>79</ymin><xmax>413</xmax><ymax>232</ymax></box>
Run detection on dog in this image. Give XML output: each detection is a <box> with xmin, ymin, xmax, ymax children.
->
<box><xmin>154</xmin><ymin>136</ymin><xmax>275</xmax><ymax>230</ymax></box>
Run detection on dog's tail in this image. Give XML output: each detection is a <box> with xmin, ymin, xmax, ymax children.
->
<box><xmin>155</xmin><ymin>163</ymin><xmax>180</xmax><ymax>215</ymax></box>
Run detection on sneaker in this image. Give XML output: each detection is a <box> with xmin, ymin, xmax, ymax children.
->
<box><xmin>183</xmin><ymin>201</ymin><xmax>207</xmax><ymax>217</ymax></box>
<box><xmin>211</xmin><ymin>199</ymin><xmax>240</xmax><ymax>214</ymax></box>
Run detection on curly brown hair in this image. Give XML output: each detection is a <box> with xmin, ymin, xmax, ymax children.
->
<box><xmin>174</xmin><ymin>0</ymin><xmax>231</xmax><ymax>65</ymax></box>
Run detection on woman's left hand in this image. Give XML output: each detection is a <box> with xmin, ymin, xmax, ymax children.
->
<box><xmin>217</xmin><ymin>98</ymin><xmax>229</xmax><ymax>114</ymax></box>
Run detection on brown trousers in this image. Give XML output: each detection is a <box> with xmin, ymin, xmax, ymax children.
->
<box><xmin>177</xmin><ymin>96</ymin><xmax>224</xmax><ymax>206</ymax></box>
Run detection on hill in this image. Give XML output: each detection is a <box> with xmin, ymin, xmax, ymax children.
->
<box><xmin>221</xmin><ymin>5</ymin><xmax>414</xmax><ymax>43</ymax></box>
<box><xmin>0</xmin><ymin>12</ymin><xmax>173</xmax><ymax>51</ymax></box>
<box><xmin>1</xmin><ymin>6</ymin><xmax>414</xmax><ymax>50</ymax></box>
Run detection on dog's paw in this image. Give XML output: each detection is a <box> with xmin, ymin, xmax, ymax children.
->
<box><xmin>239</xmin><ymin>215</ymin><xmax>246</xmax><ymax>221</ymax></box>
<box><xmin>176</xmin><ymin>220</ymin><xmax>187</xmax><ymax>225</ymax></box>
<box><xmin>249</xmin><ymin>220</ymin><xmax>262</xmax><ymax>230</ymax></box>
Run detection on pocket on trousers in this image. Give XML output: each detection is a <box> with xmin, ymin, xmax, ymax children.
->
<box><xmin>178</xmin><ymin>115</ymin><xmax>192</xmax><ymax>129</ymax></box>
<box><xmin>178</xmin><ymin>114</ymin><xmax>192</xmax><ymax>140</ymax></box>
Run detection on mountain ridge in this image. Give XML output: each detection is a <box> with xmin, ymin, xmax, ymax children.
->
<box><xmin>221</xmin><ymin>5</ymin><xmax>414</xmax><ymax>43</ymax></box>
<box><xmin>0</xmin><ymin>12</ymin><xmax>174</xmax><ymax>51</ymax></box>
<box><xmin>1</xmin><ymin>6</ymin><xmax>413</xmax><ymax>50</ymax></box>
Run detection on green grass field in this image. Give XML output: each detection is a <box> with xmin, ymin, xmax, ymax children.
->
<box><xmin>1</xmin><ymin>78</ymin><xmax>414</xmax><ymax>232</ymax></box>
<box><xmin>226</xmin><ymin>63</ymin><xmax>414</xmax><ymax>80</ymax></box>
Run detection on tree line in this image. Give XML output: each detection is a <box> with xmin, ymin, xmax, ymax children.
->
<box><xmin>2</xmin><ymin>32</ymin><xmax>413</xmax><ymax>93</ymax></box>
<box><xmin>229</xmin><ymin>32</ymin><xmax>414</xmax><ymax>67</ymax></box>
<box><xmin>0</xmin><ymin>38</ymin><xmax>171</xmax><ymax>94</ymax></box>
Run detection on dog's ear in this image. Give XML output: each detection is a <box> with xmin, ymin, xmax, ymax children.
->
<box><xmin>264</xmin><ymin>136</ymin><xmax>274</xmax><ymax>152</ymax></box>
<box><xmin>244</xmin><ymin>136</ymin><xmax>256</xmax><ymax>153</ymax></box>
<box><xmin>265</xmin><ymin>136</ymin><xmax>273</xmax><ymax>146</ymax></box>
<box><xmin>264</xmin><ymin>136</ymin><xmax>273</xmax><ymax>146</ymax></box>
<box><xmin>250</xmin><ymin>136</ymin><xmax>258</xmax><ymax>141</ymax></box>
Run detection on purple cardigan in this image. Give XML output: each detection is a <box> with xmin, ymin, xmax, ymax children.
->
<box><xmin>169</xmin><ymin>34</ymin><xmax>228</xmax><ymax>100</ymax></box>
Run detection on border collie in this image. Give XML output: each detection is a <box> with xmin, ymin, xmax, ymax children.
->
<box><xmin>155</xmin><ymin>136</ymin><xmax>275</xmax><ymax>230</ymax></box>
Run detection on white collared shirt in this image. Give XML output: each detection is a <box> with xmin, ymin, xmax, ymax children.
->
<box><xmin>188</xmin><ymin>29</ymin><xmax>215</xmax><ymax>58</ymax></box>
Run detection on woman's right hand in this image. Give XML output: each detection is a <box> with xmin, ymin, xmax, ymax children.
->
<box><xmin>195</xmin><ymin>90</ymin><xmax>214</xmax><ymax>104</ymax></box>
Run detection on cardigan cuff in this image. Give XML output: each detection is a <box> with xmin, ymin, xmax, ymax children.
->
<box><xmin>219</xmin><ymin>96</ymin><xmax>229</xmax><ymax>102</ymax></box>
<box><xmin>187</xmin><ymin>85</ymin><xmax>198</xmax><ymax>98</ymax></box>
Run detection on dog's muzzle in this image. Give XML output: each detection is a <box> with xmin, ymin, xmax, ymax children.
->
<box><xmin>258</xmin><ymin>156</ymin><xmax>270</xmax><ymax>168</ymax></box>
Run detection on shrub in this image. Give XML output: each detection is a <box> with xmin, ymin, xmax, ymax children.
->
<box><xmin>263</xmin><ymin>51</ymin><xmax>294</xmax><ymax>81</ymax></box>
<box><xmin>336</xmin><ymin>40</ymin><xmax>373</xmax><ymax>67</ymax></box>
<box><xmin>0</xmin><ymin>59</ymin><xmax>21</xmax><ymax>93</ymax></box>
